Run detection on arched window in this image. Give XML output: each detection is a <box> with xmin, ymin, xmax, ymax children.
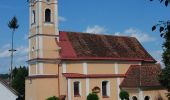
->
<box><xmin>73</xmin><ymin>81</ymin><xmax>81</xmax><ymax>96</ymax></box>
<box><xmin>144</xmin><ymin>96</ymin><xmax>150</xmax><ymax>100</ymax></box>
<box><xmin>132</xmin><ymin>96</ymin><xmax>138</xmax><ymax>100</ymax></box>
<box><xmin>102</xmin><ymin>81</ymin><xmax>110</xmax><ymax>97</ymax></box>
<box><xmin>45</xmin><ymin>9</ymin><xmax>51</xmax><ymax>22</ymax></box>
<box><xmin>32</xmin><ymin>10</ymin><xmax>35</xmax><ymax>24</ymax></box>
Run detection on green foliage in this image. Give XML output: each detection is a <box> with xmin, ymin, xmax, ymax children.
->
<box><xmin>87</xmin><ymin>93</ymin><xmax>99</xmax><ymax>100</ymax></box>
<box><xmin>149</xmin><ymin>0</ymin><xmax>170</xmax><ymax>7</ymax></box>
<box><xmin>152</xmin><ymin>22</ymin><xmax>170</xmax><ymax>91</ymax></box>
<box><xmin>8</xmin><ymin>16</ymin><xmax>19</xmax><ymax>31</ymax></box>
<box><xmin>11</xmin><ymin>66</ymin><xmax>28</xmax><ymax>99</ymax></box>
<box><xmin>0</xmin><ymin>74</ymin><xmax>9</xmax><ymax>79</ymax></box>
<box><xmin>119</xmin><ymin>90</ymin><xmax>129</xmax><ymax>100</ymax></box>
<box><xmin>46</xmin><ymin>96</ymin><xmax>59</xmax><ymax>100</ymax></box>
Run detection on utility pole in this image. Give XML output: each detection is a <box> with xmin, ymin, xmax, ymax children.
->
<box><xmin>8</xmin><ymin>16</ymin><xmax>19</xmax><ymax>84</ymax></box>
<box><xmin>9</xmin><ymin>30</ymin><xmax>17</xmax><ymax>83</ymax></box>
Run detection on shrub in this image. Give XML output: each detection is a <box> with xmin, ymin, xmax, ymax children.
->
<box><xmin>119</xmin><ymin>90</ymin><xmax>129</xmax><ymax>100</ymax></box>
<box><xmin>87</xmin><ymin>93</ymin><xmax>99</xmax><ymax>100</ymax></box>
<box><xmin>46</xmin><ymin>96</ymin><xmax>59</xmax><ymax>100</ymax></box>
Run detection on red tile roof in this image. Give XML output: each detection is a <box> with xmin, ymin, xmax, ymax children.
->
<box><xmin>62</xmin><ymin>73</ymin><xmax>125</xmax><ymax>78</ymax></box>
<box><xmin>120</xmin><ymin>64</ymin><xmax>162</xmax><ymax>88</ymax></box>
<box><xmin>59</xmin><ymin>31</ymin><xmax>156</xmax><ymax>62</ymax></box>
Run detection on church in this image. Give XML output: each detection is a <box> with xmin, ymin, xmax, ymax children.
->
<box><xmin>25</xmin><ymin>0</ymin><xmax>168</xmax><ymax>100</ymax></box>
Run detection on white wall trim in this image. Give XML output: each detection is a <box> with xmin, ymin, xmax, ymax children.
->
<box><xmin>29</xmin><ymin>37</ymin><xmax>31</xmax><ymax>59</ymax></box>
<box><xmin>86</xmin><ymin>78</ymin><xmax>90</xmax><ymax>96</ymax></box>
<box><xmin>29</xmin><ymin>5</ymin><xmax>32</xmax><ymax>29</ymax></box>
<box><xmin>36</xmin><ymin>63</ymin><xmax>38</xmax><ymax>75</ymax></box>
<box><xmin>35</xmin><ymin>2</ymin><xmax>39</xmax><ymax>58</ymax></box>
<box><xmin>107</xmin><ymin>81</ymin><xmax>111</xmax><ymax>96</ymax></box>
<box><xmin>115</xmin><ymin>62</ymin><xmax>120</xmax><ymax>100</ymax></box>
<box><xmin>79</xmin><ymin>81</ymin><xmax>82</xmax><ymax>96</ymax></box>
<box><xmin>62</xmin><ymin>63</ymin><xmax>67</xmax><ymax>73</ymax></box>
<box><xmin>83</xmin><ymin>62</ymin><xmax>87</xmax><ymax>74</ymax></box>
<box><xmin>39</xmin><ymin>0</ymin><xmax>43</xmax><ymax>58</ymax></box>
<box><xmin>68</xmin><ymin>79</ymin><xmax>71</xmax><ymax>100</ymax></box>
<box><xmin>54</xmin><ymin>0</ymin><xmax>59</xmax><ymax>35</ymax></box>
<box><xmin>139</xmin><ymin>88</ymin><xmax>144</xmax><ymax>100</ymax></box>
<box><xmin>39</xmin><ymin>36</ymin><xmax>43</xmax><ymax>58</ymax></box>
<box><xmin>39</xmin><ymin>63</ymin><xmax>43</xmax><ymax>74</ymax></box>
<box><xmin>29</xmin><ymin>65</ymin><xmax>31</xmax><ymax>76</ymax></box>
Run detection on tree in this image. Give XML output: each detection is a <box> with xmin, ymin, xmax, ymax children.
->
<box><xmin>152</xmin><ymin>22</ymin><xmax>170</xmax><ymax>100</ymax></box>
<box><xmin>150</xmin><ymin>0</ymin><xmax>170</xmax><ymax>99</ymax></box>
<box><xmin>149</xmin><ymin>0</ymin><xmax>170</xmax><ymax>7</ymax></box>
<box><xmin>87</xmin><ymin>93</ymin><xmax>99</xmax><ymax>100</ymax></box>
<box><xmin>8</xmin><ymin>16</ymin><xmax>19</xmax><ymax>83</ymax></box>
<box><xmin>119</xmin><ymin>90</ymin><xmax>129</xmax><ymax>100</ymax></box>
<box><xmin>12</xmin><ymin>66</ymin><xmax>28</xmax><ymax>100</ymax></box>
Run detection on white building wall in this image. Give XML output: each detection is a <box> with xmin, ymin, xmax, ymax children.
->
<box><xmin>0</xmin><ymin>83</ymin><xmax>17</xmax><ymax>100</ymax></box>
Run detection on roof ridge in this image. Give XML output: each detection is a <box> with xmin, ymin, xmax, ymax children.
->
<box><xmin>59</xmin><ymin>30</ymin><xmax>135</xmax><ymax>38</ymax></box>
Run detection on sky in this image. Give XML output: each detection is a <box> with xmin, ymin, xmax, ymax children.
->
<box><xmin>0</xmin><ymin>0</ymin><xmax>170</xmax><ymax>73</ymax></box>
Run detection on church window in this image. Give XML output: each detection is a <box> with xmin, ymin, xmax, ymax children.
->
<box><xmin>144</xmin><ymin>96</ymin><xmax>150</xmax><ymax>100</ymax></box>
<box><xmin>74</xmin><ymin>81</ymin><xmax>80</xmax><ymax>96</ymax></box>
<box><xmin>102</xmin><ymin>81</ymin><xmax>110</xmax><ymax>97</ymax></box>
<box><xmin>132</xmin><ymin>96</ymin><xmax>138</xmax><ymax>100</ymax></box>
<box><xmin>45</xmin><ymin>9</ymin><xmax>51</xmax><ymax>22</ymax></box>
<box><xmin>32</xmin><ymin>10</ymin><xmax>35</xmax><ymax>24</ymax></box>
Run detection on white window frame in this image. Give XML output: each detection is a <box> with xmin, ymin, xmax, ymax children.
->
<box><xmin>101</xmin><ymin>80</ymin><xmax>110</xmax><ymax>97</ymax></box>
<box><xmin>32</xmin><ymin>10</ymin><xmax>36</xmax><ymax>24</ymax></box>
<box><xmin>73</xmin><ymin>81</ymin><xmax>82</xmax><ymax>96</ymax></box>
<box><xmin>44</xmin><ymin>8</ymin><xmax>53</xmax><ymax>24</ymax></box>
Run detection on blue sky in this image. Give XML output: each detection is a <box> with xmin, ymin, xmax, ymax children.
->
<box><xmin>0</xmin><ymin>0</ymin><xmax>169</xmax><ymax>73</ymax></box>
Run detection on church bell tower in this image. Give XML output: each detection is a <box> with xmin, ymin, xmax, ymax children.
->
<box><xmin>28</xmin><ymin>0</ymin><xmax>60</xmax><ymax>75</ymax></box>
<box><xmin>26</xmin><ymin>0</ymin><xmax>60</xmax><ymax>99</ymax></box>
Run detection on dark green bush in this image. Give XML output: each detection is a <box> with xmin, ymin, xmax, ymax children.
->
<box><xmin>87</xmin><ymin>93</ymin><xmax>99</xmax><ymax>100</ymax></box>
<box><xmin>46</xmin><ymin>96</ymin><xmax>59</xmax><ymax>100</ymax></box>
<box><xmin>119</xmin><ymin>90</ymin><xmax>129</xmax><ymax>100</ymax></box>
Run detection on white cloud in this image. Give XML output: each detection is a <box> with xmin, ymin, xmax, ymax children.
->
<box><xmin>15</xmin><ymin>46</ymin><xmax>29</xmax><ymax>55</ymax></box>
<box><xmin>114</xmin><ymin>28</ymin><xmax>156</xmax><ymax>43</ymax></box>
<box><xmin>153</xmin><ymin>50</ymin><xmax>163</xmax><ymax>62</ymax></box>
<box><xmin>2</xmin><ymin>44</ymin><xmax>10</xmax><ymax>49</ymax></box>
<box><xmin>24</xmin><ymin>34</ymin><xmax>29</xmax><ymax>40</ymax></box>
<box><xmin>85</xmin><ymin>25</ymin><xmax>107</xmax><ymax>34</ymax></box>
<box><xmin>150</xmin><ymin>50</ymin><xmax>164</xmax><ymax>67</ymax></box>
<box><xmin>0</xmin><ymin>50</ymin><xmax>10</xmax><ymax>58</ymax></box>
<box><xmin>0</xmin><ymin>45</ymin><xmax>28</xmax><ymax>73</ymax></box>
<box><xmin>0</xmin><ymin>44</ymin><xmax>11</xmax><ymax>58</ymax></box>
<box><xmin>59</xmin><ymin>16</ymin><xmax>67</xmax><ymax>22</ymax></box>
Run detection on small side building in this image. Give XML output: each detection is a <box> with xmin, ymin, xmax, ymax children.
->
<box><xmin>120</xmin><ymin>64</ymin><xmax>167</xmax><ymax>100</ymax></box>
<box><xmin>0</xmin><ymin>78</ymin><xmax>18</xmax><ymax>100</ymax></box>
